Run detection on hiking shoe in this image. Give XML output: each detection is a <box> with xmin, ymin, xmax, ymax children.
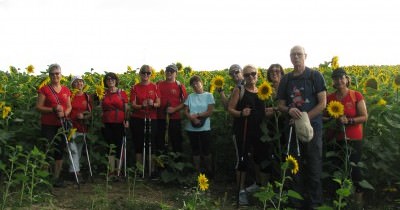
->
<box><xmin>53</xmin><ymin>178</ymin><xmax>65</xmax><ymax>188</ymax></box>
<box><xmin>238</xmin><ymin>190</ymin><xmax>249</xmax><ymax>206</ymax></box>
<box><xmin>245</xmin><ymin>182</ymin><xmax>260</xmax><ymax>193</ymax></box>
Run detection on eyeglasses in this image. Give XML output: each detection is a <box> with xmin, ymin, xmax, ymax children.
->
<box><xmin>290</xmin><ymin>52</ymin><xmax>304</xmax><ymax>57</ymax></box>
<box><xmin>106</xmin><ymin>77</ymin><xmax>116</xmax><ymax>81</ymax></box>
<box><xmin>230</xmin><ymin>70</ymin><xmax>240</xmax><ymax>76</ymax></box>
<box><xmin>165</xmin><ymin>69</ymin><xmax>176</xmax><ymax>73</ymax></box>
<box><xmin>243</xmin><ymin>72</ymin><xmax>257</xmax><ymax>78</ymax></box>
<box><xmin>140</xmin><ymin>71</ymin><xmax>151</xmax><ymax>75</ymax></box>
<box><xmin>49</xmin><ymin>72</ymin><xmax>61</xmax><ymax>76</ymax></box>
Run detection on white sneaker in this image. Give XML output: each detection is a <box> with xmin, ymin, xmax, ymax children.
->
<box><xmin>238</xmin><ymin>190</ymin><xmax>249</xmax><ymax>206</ymax></box>
<box><xmin>245</xmin><ymin>182</ymin><xmax>260</xmax><ymax>193</ymax></box>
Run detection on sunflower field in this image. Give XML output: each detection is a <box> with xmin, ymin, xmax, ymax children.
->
<box><xmin>0</xmin><ymin>59</ymin><xmax>400</xmax><ymax>209</ymax></box>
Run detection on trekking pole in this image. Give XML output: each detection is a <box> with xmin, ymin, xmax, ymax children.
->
<box><xmin>143</xmin><ymin>113</ymin><xmax>147</xmax><ymax>179</ymax></box>
<box><xmin>148</xmin><ymin>112</ymin><xmax>152</xmax><ymax>178</ymax></box>
<box><xmin>237</xmin><ymin>116</ymin><xmax>248</xmax><ymax>208</ymax></box>
<box><xmin>60</xmin><ymin>118</ymin><xmax>80</xmax><ymax>188</ymax></box>
<box><xmin>164</xmin><ymin>101</ymin><xmax>170</xmax><ymax>148</ymax></box>
<box><xmin>286</xmin><ymin>124</ymin><xmax>293</xmax><ymax>156</ymax></box>
<box><xmin>117</xmin><ymin>128</ymin><xmax>127</xmax><ymax>177</ymax></box>
<box><xmin>82</xmin><ymin>121</ymin><xmax>93</xmax><ymax>182</ymax></box>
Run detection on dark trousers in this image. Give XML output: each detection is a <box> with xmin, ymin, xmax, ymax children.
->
<box><xmin>157</xmin><ymin>119</ymin><xmax>183</xmax><ymax>153</ymax></box>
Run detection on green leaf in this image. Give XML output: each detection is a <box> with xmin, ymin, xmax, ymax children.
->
<box><xmin>287</xmin><ymin>190</ymin><xmax>303</xmax><ymax>200</ymax></box>
<box><xmin>358</xmin><ymin>180</ymin><xmax>375</xmax><ymax>190</ymax></box>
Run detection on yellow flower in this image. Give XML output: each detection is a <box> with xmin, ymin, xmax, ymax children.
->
<box><xmin>394</xmin><ymin>75</ymin><xmax>400</xmax><ymax>89</ymax></box>
<box><xmin>150</xmin><ymin>67</ymin><xmax>156</xmax><ymax>80</ymax></box>
<box><xmin>82</xmin><ymin>85</ymin><xmax>90</xmax><ymax>93</ymax></box>
<box><xmin>67</xmin><ymin>128</ymin><xmax>77</xmax><ymax>141</ymax></box>
<box><xmin>71</xmin><ymin>88</ymin><xmax>80</xmax><ymax>100</ymax></box>
<box><xmin>38</xmin><ymin>77</ymin><xmax>50</xmax><ymax>89</ymax></box>
<box><xmin>331</xmin><ymin>56</ymin><xmax>339</xmax><ymax>69</ymax></box>
<box><xmin>198</xmin><ymin>173</ymin><xmax>209</xmax><ymax>191</ymax></box>
<box><xmin>257</xmin><ymin>81</ymin><xmax>273</xmax><ymax>101</ymax></box>
<box><xmin>377</xmin><ymin>99</ymin><xmax>387</xmax><ymax>106</ymax></box>
<box><xmin>95</xmin><ymin>78</ymin><xmax>105</xmax><ymax>101</ymax></box>
<box><xmin>211</xmin><ymin>75</ymin><xmax>224</xmax><ymax>89</ymax></box>
<box><xmin>209</xmin><ymin>84</ymin><xmax>215</xmax><ymax>94</ymax></box>
<box><xmin>2</xmin><ymin>106</ymin><xmax>12</xmax><ymax>119</ymax></box>
<box><xmin>0</xmin><ymin>101</ymin><xmax>5</xmax><ymax>109</ymax></box>
<box><xmin>127</xmin><ymin>65</ymin><xmax>133</xmax><ymax>72</ymax></box>
<box><xmin>286</xmin><ymin>155</ymin><xmax>299</xmax><ymax>175</ymax></box>
<box><xmin>327</xmin><ymin>100</ymin><xmax>344</xmax><ymax>119</ymax></box>
<box><xmin>135</xmin><ymin>78</ymin><xmax>139</xmax><ymax>85</ymax></box>
<box><xmin>364</xmin><ymin>77</ymin><xmax>378</xmax><ymax>93</ymax></box>
<box><xmin>26</xmin><ymin>65</ymin><xmax>34</xmax><ymax>74</ymax></box>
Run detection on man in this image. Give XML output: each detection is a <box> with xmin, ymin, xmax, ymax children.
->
<box><xmin>218</xmin><ymin>64</ymin><xmax>244</xmax><ymax>109</ymax></box>
<box><xmin>277</xmin><ymin>45</ymin><xmax>327</xmax><ymax>209</ymax></box>
<box><xmin>157</xmin><ymin>64</ymin><xmax>188</xmax><ymax>153</ymax></box>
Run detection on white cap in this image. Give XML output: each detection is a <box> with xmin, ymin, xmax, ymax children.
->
<box><xmin>71</xmin><ymin>75</ymin><xmax>83</xmax><ymax>86</ymax></box>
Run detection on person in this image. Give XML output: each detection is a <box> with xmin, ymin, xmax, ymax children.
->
<box><xmin>101</xmin><ymin>72</ymin><xmax>129</xmax><ymax>178</ymax></box>
<box><xmin>326</xmin><ymin>68</ymin><xmax>368</xmax><ymax>204</ymax></box>
<box><xmin>68</xmin><ymin>75</ymin><xmax>92</xmax><ymax>183</ymax></box>
<box><xmin>277</xmin><ymin>45</ymin><xmax>327</xmax><ymax>209</ymax></box>
<box><xmin>36</xmin><ymin>63</ymin><xmax>72</xmax><ymax>187</ymax></box>
<box><xmin>227</xmin><ymin>65</ymin><xmax>265</xmax><ymax>206</ymax></box>
<box><xmin>156</xmin><ymin>64</ymin><xmax>188</xmax><ymax>153</ymax></box>
<box><xmin>218</xmin><ymin>64</ymin><xmax>245</xmax><ymax>109</ymax></box>
<box><xmin>184</xmin><ymin>75</ymin><xmax>215</xmax><ymax>176</ymax></box>
<box><xmin>130</xmin><ymin>65</ymin><xmax>160</xmax><ymax>177</ymax></box>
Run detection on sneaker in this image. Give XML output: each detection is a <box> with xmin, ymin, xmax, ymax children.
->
<box><xmin>245</xmin><ymin>182</ymin><xmax>260</xmax><ymax>193</ymax></box>
<box><xmin>238</xmin><ymin>190</ymin><xmax>249</xmax><ymax>206</ymax></box>
<box><xmin>53</xmin><ymin>178</ymin><xmax>65</xmax><ymax>188</ymax></box>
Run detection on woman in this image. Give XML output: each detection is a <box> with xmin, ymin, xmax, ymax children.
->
<box><xmin>228</xmin><ymin>65</ymin><xmax>265</xmax><ymax>206</ymax></box>
<box><xmin>69</xmin><ymin>75</ymin><xmax>92</xmax><ymax>183</ymax></box>
<box><xmin>326</xmin><ymin>68</ymin><xmax>368</xmax><ymax>203</ymax></box>
<box><xmin>101</xmin><ymin>72</ymin><xmax>129</xmax><ymax>177</ymax></box>
<box><xmin>245</xmin><ymin>64</ymin><xmax>286</xmax><ymax>193</ymax></box>
<box><xmin>130</xmin><ymin>65</ymin><xmax>160</xmax><ymax>177</ymax></box>
<box><xmin>184</xmin><ymin>75</ymin><xmax>215</xmax><ymax>175</ymax></box>
<box><xmin>36</xmin><ymin>63</ymin><xmax>72</xmax><ymax>187</ymax></box>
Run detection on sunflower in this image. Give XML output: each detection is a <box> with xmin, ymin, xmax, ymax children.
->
<box><xmin>211</xmin><ymin>75</ymin><xmax>224</xmax><ymax>89</ymax></box>
<box><xmin>95</xmin><ymin>79</ymin><xmax>105</xmax><ymax>101</ymax></box>
<box><xmin>38</xmin><ymin>77</ymin><xmax>50</xmax><ymax>89</ymax></box>
<box><xmin>71</xmin><ymin>88</ymin><xmax>80</xmax><ymax>100</ymax></box>
<box><xmin>127</xmin><ymin>65</ymin><xmax>133</xmax><ymax>72</ymax></box>
<box><xmin>257</xmin><ymin>81</ymin><xmax>273</xmax><ymax>101</ymax></box>
<box><xmin>377</xmin><ymin>98</ymin><xmax>387</xmax><ymax>106</ymax></box>
<box><xmin>0</xmin><ymin>101</ymin><xmax>4</xmax><ymax>109</ymax></box>
<box><xmin>135</xmin><ymin>77</ymin><xmax>139</xmax><ymax>85</ymax></box>
<box><xmin>82</xmin><ymin>85</ymin><xmax>90</xmax><ymax>93</ymax></box>
<box><xmin>364</xmin><ymin>77</ymin><xmax>378</xmax><ymax>92</ymax></box>
<box><xmin>2</xmin><ymin>106</ymin><xmax>11</xmax><ymax>119</ymax></box>
<box><xmin>209</xmin><ymin>84</ymin><xmax>215</xmax><ymax>94</ymax></box>
<box><xmin>285</xmin><ymin>155</ymin><xmax>299</xmax><ymax>175</ymax></box>
<box><xmin>25</xmin><ymin>65</ymin><xmax>35</xmax><ymax>74</ymax></box>
<box><xmin>331</xmin><ymin>56</ymin><xmax>339</xmax><ymax>69</ymax></box>
<box><xmin>327</xmin><ymin>100</ymin><xmax>344</xmax><ymax>119</ymax></box>
<box><xmin>67</xmin><ymin>128</ymin><xmax>77</xmax><ymax>141</ymax></box>
<box><xmin>394</xmin><ymin>75</ymin><xmax>400</xmax><ymax>89</ymax></box>
<box><xmin>198</xmin><ymin>173</ymin><xmax>209</xmax><ymax>191</ymax></box>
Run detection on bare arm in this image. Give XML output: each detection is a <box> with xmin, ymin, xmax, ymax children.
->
<box><xmin>308</xmin><ymin>91</ymin><xmax>327</xmax><ymax>120</ymax></box>
<box><xmin>228</xmin><ymin>87</ymin><xmax>241</xmax><ymax>118</ymax></box>
<box><xmin>36</xmin><ymin>93</ymin><xmax>53</xmax><ymax>113</ymax></box>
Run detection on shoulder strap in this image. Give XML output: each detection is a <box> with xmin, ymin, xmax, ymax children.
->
<box><xmin>48</xmin><ymin>85</ymin><xmax>61</xmax><ymax>105</ymax></box>
<box><xmin>85</xmin><ymin>93</ymin><xmax>92</xmax><ymax>112</ymax></box>
<box><xmin>239</xmin><ymin>84</ymin><xmax>245</xmax><ymax>101</ymax></box>
<box><xmin>176</xmin><ymin>80</ymin><xmax>184</xmax><ymax>101</ymax></box>
<box><xmin>348</xmin><ymin>89</ymin><xmax>357</xmax><ymax>104</ymax></box>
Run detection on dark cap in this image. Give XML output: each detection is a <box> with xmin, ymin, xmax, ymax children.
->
<box><xmin>166</xmin><ymin>64</ymin><xmax>178</xmax><ymax>72</ymax></box>
<box><xmin>331</xmin><ymin>68</ymin><xmax>347</xmax><ymax>78</ymax></box>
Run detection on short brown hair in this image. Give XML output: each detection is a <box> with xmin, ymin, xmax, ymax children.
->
<box><xmin>189</xmin><ymin>75</ymin><xmax>202</xmax><ymax>86</ymax></box>
<box><xmin>103</xmin><ymin>72</ymin><xmax>119</xmax><ymax>88</ymax></box>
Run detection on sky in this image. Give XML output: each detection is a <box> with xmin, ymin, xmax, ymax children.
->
<box><xmin>1</xmin><ymin>0</ymin><xmax>399</xmax><ymax>75</ymax></box>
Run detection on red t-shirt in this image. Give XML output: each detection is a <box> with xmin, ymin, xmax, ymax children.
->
<box><xmin>130</xmin><ymin>83</ymin><xmax>160</xmax><ymax>119</ymax></box>
<box><xmin>327</xmin><ymin>90</ymin><xmax>364</xmax><ymax>140</ymax></box>
<box><xmin>157</xmin><ymin>81</ymin><xmax>188</xmax><ymax>119</ymax></box>
<box><xmin>38</xmin><ymin>85</ymin><xmax>71</xmax><ymax>126</ymax></box>
<box><xmin>70</xmin><ymin>93</ymin><xmax>92</xmax><ymax>132</ymax></box>
<box><xmin>102</xmin><ymin>89</ymin><xmax>128</xmax><ymax>123</ymax></box>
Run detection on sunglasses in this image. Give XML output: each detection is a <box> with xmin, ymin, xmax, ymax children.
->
<box><xmin>49</xmin><ymin>72</ymin><xmax>61</xmax><ymax>76</ymax></box>
<box><xmin>140</xmin><ymin>71</ymin><xmax>151</xmax><ymax>75</ymax></box>
<box><xmin>106</xmin><ymin>77</ymin><xmax>116</xmax><ymax>81</ymax></box>
<box><xmin>230</xmin><ymin>70</ymin><xmax>240</xmax><ymax>76</ymax></box>
<box><xmin>166</xmin><ymin>68</ymin><xmax>176</xmax><ymax>73</ymax></box>
<box><xmin>243</xmin><ymin>72</ymin><xmax>257</xmax><ymax>78</ymax></box>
